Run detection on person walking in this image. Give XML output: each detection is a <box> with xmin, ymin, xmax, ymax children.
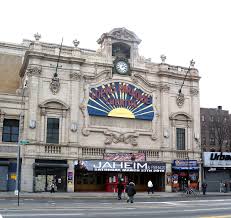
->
<box><xmin>126</xmin><ymin>182</ymin><xmax>136</xmax><ymax>203</ymax></box>
<box><xmin>50</xmin><ymin>180</ymin><xmax>55</xmax><ymax>193</ymax></box>
<box><xmin>202</xmin><ymin>182</ymin><xmax>207</xmax><ymax>195</ymax></box>
<box><xmin>117</xmin><ymin>179</ymin><xmax>124</xmax><ymax>200</ymax></box>
<box><xmin>147</xmin><ymin>180</ymin><xmax>154</xmax><ymax>194</ymax></box>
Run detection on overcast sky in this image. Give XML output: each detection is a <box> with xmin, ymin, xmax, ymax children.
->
<box><xmin>1</xmin><ymin>0</ymin><xmax>230</xmax><ymax>111</ymax></box>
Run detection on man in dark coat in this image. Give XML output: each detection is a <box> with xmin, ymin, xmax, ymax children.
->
<box><xmin>202</xmin><ymin>182</ymin><xmax>207</xmax><ymax>195</ymax></box>
<box><xmin>117</xmin><ymin>179</ymin><xmax>124</xmax><ymax>200</ymax></box>
<box><xmin>126</xmin><ymin>182</ymin><xmax>136</xmax><ymax>203</ymax></box>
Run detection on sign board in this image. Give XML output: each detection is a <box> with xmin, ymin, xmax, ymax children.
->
<box><xmin>172</xmin><ymin>160</ymin><xmax>199</xmax><ymax>170</ymax></box>
<box><xmin>74</xmin><ymin>160</ymin><xmax>165</xmax><ymax>172</ymax></box>
<box><xmin>87</xmin><ymin>82</ymin><xmax>154</xmax><ymax>120</ymax></box>
<box><xmin>20</xmin><ymin>140</ymin><xmax>30</xmax><ymax>145</ymax></box>
<box><xmin>203</xmin><ymin>152</ymin><xmax>231</xmax><ymax>167</ymax></box>
<box><xmin>104</xmin><ymin>153</ymin><xmax>145</xmax><ymax>161</ymax></box>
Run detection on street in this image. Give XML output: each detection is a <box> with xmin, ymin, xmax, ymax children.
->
<box><xmin>1</xmin><ymin>196</ymin><xmax>231</xmax><ymax>218</ymax></box>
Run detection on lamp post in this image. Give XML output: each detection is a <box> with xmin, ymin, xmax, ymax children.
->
<box><xmin>186</xmin><ymin>156</ymin><xmax>190</xmax><ymax>188</ymax></box>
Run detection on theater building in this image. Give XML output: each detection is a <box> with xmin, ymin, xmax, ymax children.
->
<box><xmin>0</xmin><ymin>28</ymin><xmax>201</xmax><ymax>192</ymax></box>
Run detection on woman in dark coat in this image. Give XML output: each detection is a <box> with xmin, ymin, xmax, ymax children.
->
<box><xmin>126</xmin><ymin>182</ymin><xmax>136</xmax><ymax>203</ymax></box>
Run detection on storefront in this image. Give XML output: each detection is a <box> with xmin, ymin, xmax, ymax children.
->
<box><xmin>203</xmin><ymin>152</ymin><xmax>231</xmax><ymax>192</ymax></box>
<box><xmin>171</xmin><ymin>160</ymin><xmax>199</xmax><ymax>191</ymax></box>
<box><xmin>0</xmin><ymin>159</ymin><xmax>17</xmax><ymax>191</ymax></box>
<box><xmin>74</xmin><ymin>159</ymin><xmax>166</xmax><ymax>192</ymax></box>
<box><xmin>33</xmin><ymin>159</ymin><xmax>68</xmax><ymax>192</ymax></box>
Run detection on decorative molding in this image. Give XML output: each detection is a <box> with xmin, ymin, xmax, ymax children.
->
<box><xmin>104</xmin><ymin>129</ymin><xmax>139</xmax><ymax>146</ymax></box>
<box><xmin>50</xmin><ymin>76</ymin><xmax>60</xmax><ymax>94</ymax></box>
<box><xmin>26</xmin><ymin>66</ymin><xmax>42</xmax><ymax>77</ymax></box>
<box><xmin>79</xmin><ymin>82</ymin><xmax>90</xmax><ymax>136</ymax></box>
<box><xmin>190</xmin><ymin>88</ymin><xmax>199</xmax><ymax>96</ymax></box>
<box><xmin>70</xmin><ymin>71</ymin><xmax>81</xmax><ymax>80</ymax></box>
<box><xmin>151</xmin><ymin>132</ymin><xmax>158</xmax><ymax>140</ymax></box>
<box><xmin>83</xmin><ymin>70</ymin><xmax>112</xmax><ymax>84</ymax></box>
<box><xmin>97</xmin><ymin>27</ymin><xmax>141</xmax><ymax>44</ymax></box>
<box><xmin>176</xmin><ymin>92</ymin><xmax>185</xmax><ymax>107</ymax></box>
<box><xmin>131</xmin><ymin>74</ymin><xmax>158</xmax><ymax>91</ymax></box>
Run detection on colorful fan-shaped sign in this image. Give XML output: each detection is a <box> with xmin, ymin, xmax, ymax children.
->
<box><xmin>87</xmin><ymin>82</ymin><xmax>154</xmax><ymax>120</ymax></box>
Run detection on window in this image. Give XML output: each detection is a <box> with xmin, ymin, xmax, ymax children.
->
<box><xmin>2</xmin><ymin>119</ymin><xmax>19</xmax><ymax>142</ymax></box>
<box><xmin>210</xmin><ymin>116</ymin><xmax>214</xmax><ymax>122</ymax></box>
<box><xmin>46</xmin><ymin>118</ymin><xmax>59</xmax><ymax>144</ymax></box>
<box><xmin>202</xmin><ymin>137</ymin><xmax>206</xmax><ymax>145</ymax></box>
<box><xmin>176</xmin><ymin>128</ymin><xmax>185</xmax><ymax>150</ymax></box>
<box><xmin>210</xmin><ymin>137</ymin><xmax>215</xmax><ymax>145</ymax></box>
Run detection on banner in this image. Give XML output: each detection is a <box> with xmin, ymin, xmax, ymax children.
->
<box><xmin>74</xmin><ymin>160</ymin><xmax>165</xmax><ymax>172</ymax></box>
<box><xmin>87</xmin><ymin>82</ymin><xmax>154</xmax><ymax>120</ymax></box>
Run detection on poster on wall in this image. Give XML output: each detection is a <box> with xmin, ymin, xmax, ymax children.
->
<box><xmin>87</xmin><ymin>82</ymin><xmax>154</xmax><ymax>120</ymax></box>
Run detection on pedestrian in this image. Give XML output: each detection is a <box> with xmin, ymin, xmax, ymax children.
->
<box><xmin>50</xmin><ymin>180</ymin><xmax>55</xmax><ymax>193</ymax></box>
<box><xmin>147</xmin><ymin>180</ymin><xmax>154</xmax><ymax>194</ymax></box>
<box><xmin>117</xmin><ymin>179</ymin><xmax>124</xmax><ymax>200</ymax></box>
<box><xmin>224</xmin><ymin>181</ymin><xmax>228</xmax><ymax>193</ymax></box>
<box><xmin>126</xmin><ymin>182</ymin><xmax>136</xmax><ymax>203</ymax></box>
<box><xmin>202</xmin><ymin>182</ymin><xmax>207</xmax><ymax>195</ymax></box>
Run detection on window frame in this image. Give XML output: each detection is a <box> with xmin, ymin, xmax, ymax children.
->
<box><xmin>2</xmin><ymin>119</ymin><xmax>19</xmax><ymax>143</ymax></box>
<box><xmin>176</xmin><ymin>128</ymin><xmax>186</xmax><ymax>150</ymax></box>
<box><xmin>46</xmin><ymin>117</ymin><xmax>60</xmax><ymax>144</ymax></box>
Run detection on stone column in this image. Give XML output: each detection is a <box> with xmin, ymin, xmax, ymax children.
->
<box><xmin>69</xmin><ymin>71</ymin><xmax>81</xmax><ymax>144</ymax></box>
<box><xmin>160</xmin><ymin>84</ymin><xmax>170</xmax><ymax>148</ymax></box>
<box><xmin>21</xmin><ymin>158</ymin><xmax>35</xmax><ymax>192</ymax></box>
<box><xmin>27</xmin><ymin>67</ymin><xmax>41</xmax><ymax>142</ymax></box>
<box><xmin>67</xmin><ymin>160</ymin><xmax>74</xmax><ymax>192</ymax></box>
<box><xmin>190</xmin><ymin>87</ymin><xmax>200</xmax><ymax>152</ymax></box>
<box><xmin>40</xmin><ymin>108</ymin><xmax>46</xmax><ymax>143</ymax></box>
<box><xmin>165</xmin><ymin>162</ymin><xmax>172</xmax><ymax>192</ymax></box>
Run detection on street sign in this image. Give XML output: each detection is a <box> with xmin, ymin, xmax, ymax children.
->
<box><xmin>19</xmin><ymin>140</ymin><xmax>30</xmax><ymax>145</ymax></box>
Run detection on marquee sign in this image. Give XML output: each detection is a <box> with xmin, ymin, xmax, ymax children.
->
<box><xmin>87</xmin><ymin>82</ymin><xmax>154</xmax><ymax>120</ymax></box>
<box><xmin>74</xmin><ymin>160</ymin><xmax>166</xmax><ymax>172</ymax></box>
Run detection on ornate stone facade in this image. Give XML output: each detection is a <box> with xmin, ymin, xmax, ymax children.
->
<box><xmin>0</xmin><ymin>28</ymin><xmax>201</xmax><ymax>193</ymax></box>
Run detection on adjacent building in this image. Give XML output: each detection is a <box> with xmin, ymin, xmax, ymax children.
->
<box><xmin>201</xmin><ymin>106</ymin><xmax>231</xmax><ymax>191</ymax></box>
<box><xmin>0</xmin><ymin>28</ymin><xmax>201</xmax><ymax>192</ymax></box>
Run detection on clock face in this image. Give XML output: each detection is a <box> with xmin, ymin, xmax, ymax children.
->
<box><xmin>116</xmin><ymin>61</ymin><xmax>129</xmax><ymax>74</ymax></box>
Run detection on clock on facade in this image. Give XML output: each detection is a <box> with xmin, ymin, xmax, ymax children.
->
<box><xmin>113</xmin><ymin>58</ymin><xmax>130</xmax><ymax>75</ymax></box>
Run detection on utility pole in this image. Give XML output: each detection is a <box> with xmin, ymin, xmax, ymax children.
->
<box><xmin>15</xmin><ymin>79</ymin><xmax>27</xmax><ymax>206</ymax></box>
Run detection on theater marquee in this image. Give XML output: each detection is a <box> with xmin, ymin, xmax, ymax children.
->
<box><xmin>87</xmin><ymin>82</ymin><xmax>154</xmax><ymax>120</ymax></box>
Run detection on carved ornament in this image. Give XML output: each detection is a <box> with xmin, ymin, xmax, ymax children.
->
<box><xmin>70</xmin><ymin>71</ymin><xmax>81</xmax><ymax>80</ymax></box>
<box><xmin>26</xmin><ymin>66</ymin><xmax>42</xmax><ymax>77</ymax></box>
<box><xmin>176</xmin><ymin>92</ymin><xmax>185</xmax><ymax>107</ymax></box>
<box><xmin>50</xmin><ymin>76</ymin><xmax>60</xmax><ymax>95</ymax></box>
<box><xmin>159</xmin><ymin>84</ymin><xmax>170</xmax><ymax>92</ymax></box>
<box><xmin>104</xmin><ymin>130</ymin><xmax>139</xmax><ymax>146</ymax></box>
<box><xmin>190</xmin><ymin>88</ymin><xmax>199</xmax><ymax>96</ymax></box>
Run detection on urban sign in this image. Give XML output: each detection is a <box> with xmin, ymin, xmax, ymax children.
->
<box><xmin>74</xmin><ymin>160</ymin><xmax>165</xmax><ymax>172</ymax></box>
<box><xmin>87</xmin><ymin>82</ymin><xmax>154</xmax><ymax>120</ymax></box>
<box><xmin>203</xmin><ymin>152</ymin><xmax>231</xmax><ymax>167</ymax></box>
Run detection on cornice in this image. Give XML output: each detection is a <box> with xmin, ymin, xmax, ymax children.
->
<box><xmin>19</xmin><ymin>50</ymin><xmax>86</xmax><ymax>77</ymax></box>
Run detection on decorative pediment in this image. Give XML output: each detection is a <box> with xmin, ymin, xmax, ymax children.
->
<box><xmin>169</xmin><ymin>112</ymin><xmax>192</xmax><ymax>122</ymax></box>
<box><xmin>39</xmin><ymin>99</ymin><xmax>69</xmax><ymax>111</ymax></box>
<box><xmin>97</xmin><ymin>27</ymin><xmax>141</xmax><ymax>44</ymax></box>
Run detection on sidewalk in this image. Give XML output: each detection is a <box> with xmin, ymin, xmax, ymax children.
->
<box><xmin>1</xmin><ymin>191</ymin><xmax>231</xmax><ymax>199</ymax></box>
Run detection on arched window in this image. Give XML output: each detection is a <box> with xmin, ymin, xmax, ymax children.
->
<box><xmin>112</xmin><ymin>42</ymin><xmax>130</xmax><ymax>59</ymax></box>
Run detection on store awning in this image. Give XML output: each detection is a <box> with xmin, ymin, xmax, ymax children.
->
<box><xmin>0</xmin><ymin>160</ymin><xmax>10</xmax><ymax>166</ymax></box>
<box><xmin>33</xmin><ymin>163</ymin><xmax>69</xmax><ymax>168</ymax></box>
